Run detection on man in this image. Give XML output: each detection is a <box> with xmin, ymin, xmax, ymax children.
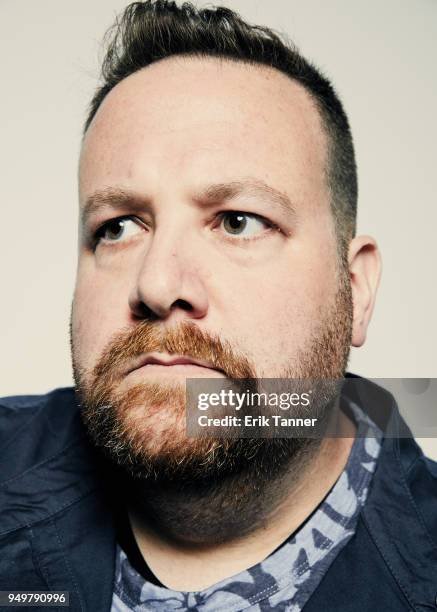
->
<box><xmin>1</xmin><ymin>1</ymin><xmax>436</xmax><ymax>610</ymax></box>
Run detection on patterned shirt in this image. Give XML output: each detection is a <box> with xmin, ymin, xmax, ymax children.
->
<box><xmin>111</xmin><ymin>402</ymin><xmax>382</xmax><ymax>611</ymax></box>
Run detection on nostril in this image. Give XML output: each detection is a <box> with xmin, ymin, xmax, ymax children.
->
<box><xmin>132</xmin><ymin>302</ymin><xmax>160</xmax><ymax>321</ymax></box>
<box><xmin>172</xmin><ymin>299</ymin><xmax>193</xmax><ymax>312</ymax></box>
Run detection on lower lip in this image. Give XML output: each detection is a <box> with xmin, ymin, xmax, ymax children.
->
<box><xmin>127</xmin><ymin>363</ymin><xmax>225</xmax><ymax>378</ymax></box>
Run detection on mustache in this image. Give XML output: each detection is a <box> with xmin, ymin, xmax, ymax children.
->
<box><xmin>92</xmin><ymin>320</ymin><xmax>256</xmax><ymax>382</ymax></box>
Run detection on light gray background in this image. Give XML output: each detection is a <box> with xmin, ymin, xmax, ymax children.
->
<box><xmin>1</xmin><ymin>1</ymin><xmax>436</xmax><ymax>455</ymax></box>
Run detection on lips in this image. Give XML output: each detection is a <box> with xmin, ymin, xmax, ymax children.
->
<box><xmin>125</xmin><ymin>353</ymin><xmax>225</xmax><ymax>376</ymax></box>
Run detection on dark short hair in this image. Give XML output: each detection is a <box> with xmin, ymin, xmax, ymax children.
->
<box><xmin>85</xmin><ymin>0</ymin><xmax>357</xmax><ymax>251</ymax></box>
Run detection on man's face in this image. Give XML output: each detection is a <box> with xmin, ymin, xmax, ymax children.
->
<box><xmin>71</xmin><ymin>57</ymin><xmax>352</xmax><ymax>478</ymax></box>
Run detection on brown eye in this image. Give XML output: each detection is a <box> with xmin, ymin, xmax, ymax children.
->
<box><xmin>103</xmin><ymin>219</ymin><xmax>126</xmax><ymax>240</ymax></box>
<box><xmin>223</xmin><ymin>213</ymin><xmax>248</xmax><ymax>234</ymax></box>
<box><xmin>221</xmin><ymin>212</ymin><xmax>270</xmax><ymax>237</ymax></box>
<box><xmin>95</xmin><ymin>217</ymin><xmax>144</xmax><ymax>245</ymax></box>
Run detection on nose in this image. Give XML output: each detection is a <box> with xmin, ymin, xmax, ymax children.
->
<box><xmin>128</xmin><ymin>229</ymin><xmax>209</xmax><ymax>322</ymax></box>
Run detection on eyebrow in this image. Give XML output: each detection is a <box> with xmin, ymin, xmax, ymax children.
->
<box><xmin>80</xmin><ymin>179</ymin><xmax>297</xmax><ymax>228</ymax></box>
<box><xmin>199</xmin><ymin>179</ymin><xmax>297</xmax><ymax>218</ymax></box>
<box><xmin>80</xmin><ymin>187</ymin><xmax>148</xmax><ymax>228</ymax></box>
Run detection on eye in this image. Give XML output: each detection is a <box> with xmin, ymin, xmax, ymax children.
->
<box><xmin>94</xmin><ymin>216</ymin><xmax>144</xmax><ymax>245</ymax></box>
<box><xmin>220</xmin><ymin>212</ymin><xmax>272</xmax><ymax>238</ymax></box>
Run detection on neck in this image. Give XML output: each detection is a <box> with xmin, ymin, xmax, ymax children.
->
<box><xmin>122</xmin><ymin>409</ymin><xmax>356</xmax><ymax>591</ymax></box>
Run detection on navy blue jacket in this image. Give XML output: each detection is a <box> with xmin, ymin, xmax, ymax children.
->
<box><xmin>1</xmin><ymin>378</ymin><xmax>436</xmax><ymax>611</ymax></box>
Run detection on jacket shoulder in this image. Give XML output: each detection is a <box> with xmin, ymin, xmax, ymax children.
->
<box><xmin>0</xmin><ymin>387</ymin><xmax>83</xmax><ymax>482</ymax></box>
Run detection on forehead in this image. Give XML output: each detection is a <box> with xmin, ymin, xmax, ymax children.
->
<box><xmin>79</xmin><ymin>56</ymin><xmax>328</xmax><ymax>207</ymax></box>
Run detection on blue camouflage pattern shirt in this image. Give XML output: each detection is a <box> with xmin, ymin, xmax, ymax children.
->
<box><xmin>111</xmin><ymin>402</ymin><xmax>382</xmax><ymax>611</ymax></box>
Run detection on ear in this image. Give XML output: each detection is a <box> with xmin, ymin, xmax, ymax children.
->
<box><xmin>348</xmin><ymin>235</ymin><xmax>382</xmax><ymax>347</ymax></box>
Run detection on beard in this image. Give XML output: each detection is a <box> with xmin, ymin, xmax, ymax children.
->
<box><xmin>71</xmin><ymin>268</ymin><xmax>353</xmax><ymax>541</ymax></box>
<box><xmin>71</xmin><ymin>269</ymin><xmax>352</xmax><ymax>489</ymax></box>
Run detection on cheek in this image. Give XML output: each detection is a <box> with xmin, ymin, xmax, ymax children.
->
<box><xmin>219</xmin><ymin>251</ymin><xmax>337</xmax><ymax>365</ymax></box>
<box><xmin>71</xmin><ymin>263</ymin><xmax>130</xmax><ymax>372</ymax></box>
